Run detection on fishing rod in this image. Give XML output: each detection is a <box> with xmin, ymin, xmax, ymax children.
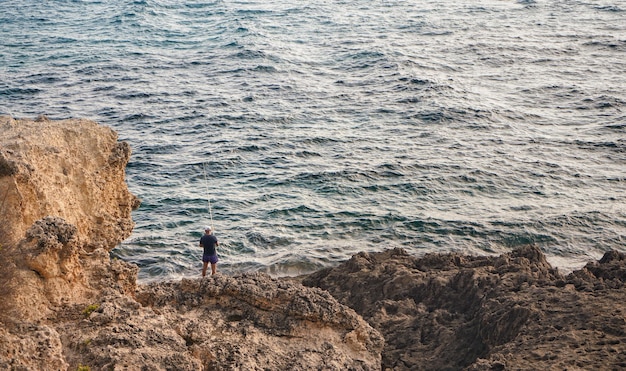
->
<box><xmin>202</xmin><ymin>162</ymin><xmax>214</xmax><ymax>231</ymax></box>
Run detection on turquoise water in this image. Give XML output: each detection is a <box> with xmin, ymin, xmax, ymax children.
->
<box><xmin>1</xmin><ymin>0</ymin><xmax>625</xmax><ymax>281</ymax></box>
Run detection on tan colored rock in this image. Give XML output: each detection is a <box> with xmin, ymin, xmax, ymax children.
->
<box><xmin>50</xmin><ymin>273</ymin><xmax>384</xmax><ymax>370</ymax></box>
<box><xmin>0</xmin><ymin>117</ymin><xmax>384</xmax><ymax>370</ymax></box>
<box><xmin>0</xmin><ymin>324</ymin><xmax>68</xmax><ymax>370</ymax></box>
<box><xmin>5</xmin><ymin>216</ymin><xmax>139</xmax><ymax>322</ymax></box>
<box><xmin>136</xmin><ymin>273</ymin><xmax>384</xmax><ymax>370</ymax></box>
<box><xmin>0</xmin><ymin>116</ymin><xmax>140</xmax><ymax>323</ymax></box>
<box><xmin>0</xmin><ymin>115</ymin><xmax>140</xmax><ymax>249</ymax></box>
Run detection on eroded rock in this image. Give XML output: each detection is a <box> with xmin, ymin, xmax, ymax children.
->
<box><xmin>303</xmin><ymin>246</ymin><xmax>626</xmax><ymax>370</ymax></box>
<box><xmin>0</xmin><ymin>115</ymin><xmax>139</xmax><ymax>249</ymax></box>
<box><xmin>2</xmin><ymin>117</ymin><xmax>625</xmax><ymax>370</ymax></box>
<box><xmin>0</xmin><ymin>117</ymin><xmax>383</xmax><ymax>371</ymax></box>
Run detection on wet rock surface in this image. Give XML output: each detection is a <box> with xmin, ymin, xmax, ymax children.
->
<box><xmin>0</xmin><ymin>115</ymin><xmax>139</xmax><ymax>250</ymax></box>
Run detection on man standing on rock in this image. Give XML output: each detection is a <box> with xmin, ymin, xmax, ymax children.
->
<box><xmin>200</xmin><ymin>226</ymin><xmax>219</xmax><ymax>276</ymax></box>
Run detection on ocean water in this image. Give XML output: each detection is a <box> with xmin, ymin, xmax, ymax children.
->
<box><xmin>1</xmin><ymin>0</ymin><xmax>624</xmax><ymax>282</ymax></box>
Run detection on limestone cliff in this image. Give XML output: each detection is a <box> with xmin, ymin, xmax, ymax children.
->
<box><xmin>0</xmin><ymin>116</ymin><xmax>140</xmax><ymax>323</ymax></box>
<box><xmin>0</xmin><ymin>115</ymin><xmax>139</xmax><ymax>249</ymax></box>
<box><xmin>0</xmin><ymin>117</ymin><xmax>384</xmax><ymax>370</ymax></box>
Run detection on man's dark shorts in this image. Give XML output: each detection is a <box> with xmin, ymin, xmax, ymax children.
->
<box><xmin>203</xmin><ymin>254</ymin><xmax>218</xmax><ymax>264</ymax></box>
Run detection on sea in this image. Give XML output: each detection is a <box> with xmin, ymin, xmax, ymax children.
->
<box><xmin>1</xmin><ymin>0</ymin><xmax>624</xmax><ymax>282</ymax></box>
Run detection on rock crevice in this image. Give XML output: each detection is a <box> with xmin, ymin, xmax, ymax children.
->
<box><xmin>303</xmin><ymin>246</ymin><xmax>626</xmax><ymax>370</ymax></box>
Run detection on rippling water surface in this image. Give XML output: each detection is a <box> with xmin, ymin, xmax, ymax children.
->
<box><xmin>2</xmin><ymin>0</ymin><xmax>625</xmax><ymax>281</ymax></box>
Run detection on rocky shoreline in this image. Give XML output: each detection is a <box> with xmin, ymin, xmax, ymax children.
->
<box><xmin>304</xmin><ymin>246</ymin><xmax>626</xmax><ymax>370</ymax></box>
<box><xmin>1</xmin><ymin>117</ymin><xmax>625</xmax><ymax>370</ymax></box>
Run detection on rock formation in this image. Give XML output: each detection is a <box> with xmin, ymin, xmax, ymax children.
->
<box><xmin>303</xmin><ymin>246</ymin><xmax>626</xmax><ymax>370</ymax></box>
<box><xmin>1</xmin><ymin>116</ymin><xmax>625</xmax><ymax>370</ymax></box>
<box><xmin>0</xmin><ymin>115</ymin><xmax>139</xmax><ymax>250</ymax></box>
<box><xmin>0</xmin><ymin>116</ymin><xmax>383</xmax><ymax>370</ymax></box>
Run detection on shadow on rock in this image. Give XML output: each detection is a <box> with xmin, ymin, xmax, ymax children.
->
<box><xmin>303</xmin><ymin>245</ymin><xmax>626</xmax><ymax>370</ymax></box>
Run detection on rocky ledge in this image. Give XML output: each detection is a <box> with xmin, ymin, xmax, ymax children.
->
<box><xmin>1</xmin><ymin>117</ymin><xmax>625</xmax><ymax>370</ymax></box>
<box><xmin>303</xmin><ymin>246</ymin><xmax>626</xmax><ymax>370</ymax></box>
<box><xmin>0</xmin><ymin>116</ymin><xmax>382</xmax><ymax>370</ymax></box>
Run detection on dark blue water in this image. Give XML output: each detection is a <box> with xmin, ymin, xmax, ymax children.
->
<box><xmin>2</xmin><ymin>0</ymin><xmax>625</xmax><ymax>282</ymax></box>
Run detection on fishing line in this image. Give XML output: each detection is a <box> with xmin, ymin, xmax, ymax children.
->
<box><xmin>202</xmin><ymin>162</ymin><xmax>214</xmax><ymax>231</ymax></box>
<box><xmin>202</xmin><ymin>162</ymin><xmax>233</xmax><ymax>259</ymax></box>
